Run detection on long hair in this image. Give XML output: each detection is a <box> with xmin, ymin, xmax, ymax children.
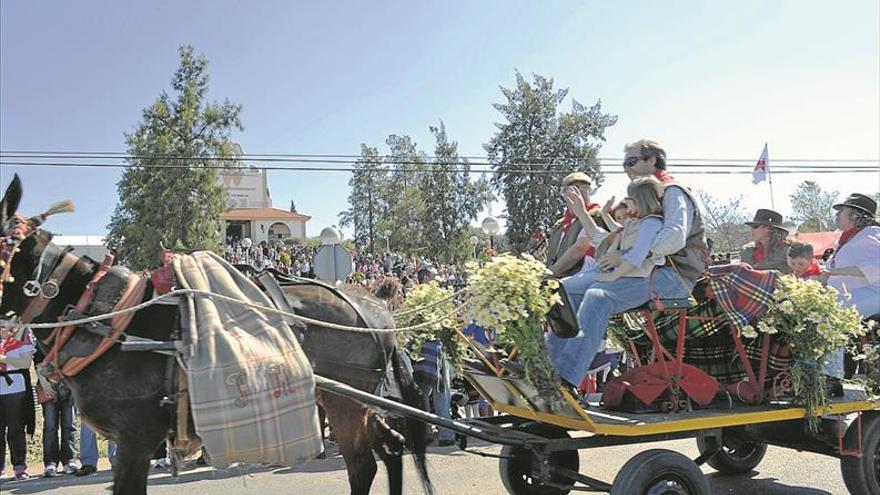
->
<box><xmin>626</xmin><ymin>176</ymin><xmax>664</xmax><ymax>218</ymax></box>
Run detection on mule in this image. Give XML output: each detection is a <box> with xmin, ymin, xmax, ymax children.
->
<box><xmin>0</xmin><ymin>176</ymin><xmax>432</xmax><ymax>495</ymax></box>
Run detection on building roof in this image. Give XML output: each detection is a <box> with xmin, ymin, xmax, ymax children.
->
<box><xmin>220</xmin><ymin>207</ymin><xmax>311</xmax><ymax>221</ymax></box>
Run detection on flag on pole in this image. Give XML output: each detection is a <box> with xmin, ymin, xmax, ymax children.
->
<box><xmin>752</xmin><ymin>143</ymin><xmax>769</xmax><ymax>184</ymax></box>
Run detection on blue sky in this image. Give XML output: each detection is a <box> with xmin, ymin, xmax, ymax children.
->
<box><xmin>2</xmin><ymin>0</ymin><xmax>878</xmax><ymax>237</ymax></box>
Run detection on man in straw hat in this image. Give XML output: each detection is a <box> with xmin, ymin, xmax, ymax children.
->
<box><xmin>544</xmin><ymin>171</ymin><xmax>604</xmax><ymax>278</ymax></box>
<box><xmin>739</xmin><ymin>208</ymin><xmax>792</xmax><ymax>273</ymax></box>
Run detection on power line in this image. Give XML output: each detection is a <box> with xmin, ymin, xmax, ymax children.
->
<box><xmin>1</xmin><ymin>154</ymin><xmax>877</xmax><ymax>171</ymax></box>
<box><xmin>2</xmin><ymin>160</ymin><xmax>877</xmax><ymax>175</ymax></box>
<box><xmin>2</xmin><ymin>149</ymin><xmax>878</xmax><ymax>164</ymax></box>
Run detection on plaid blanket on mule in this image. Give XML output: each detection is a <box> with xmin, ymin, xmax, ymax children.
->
<box><xmin>174</xmin><ymin>251</ymin><xmax>322</xmax><ymax>468</ymax></box>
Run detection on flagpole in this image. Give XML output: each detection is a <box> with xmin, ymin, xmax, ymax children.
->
<box><xmin>765</xmin><ymin>142</ymin><xmax>776</xmax><ymax>210</ymax></box>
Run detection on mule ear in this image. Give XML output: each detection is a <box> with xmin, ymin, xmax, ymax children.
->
<box><xmin>1</xmin><ymin>174</ymin><xmax>23</xmax><ymax>228</ymax></box>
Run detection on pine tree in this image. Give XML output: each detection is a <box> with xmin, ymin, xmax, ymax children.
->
<box><xmin>339</xmin><ymin>145</ymin><xmax>388</xmax><ymax>253</ymax></box>
<box><xmin>106</xmin><ymin>45</ymin><xmax>243</xmax><ymax>269</ymax></box>
<box><xmin>419</xmin><ymin>122</ymin><xmax>492</xmax><ymax>262</ymax></box>
<box><xmin>484</xmin><ymin>72</ymin><xmax>617</xmax><ymax>252</ymax></box>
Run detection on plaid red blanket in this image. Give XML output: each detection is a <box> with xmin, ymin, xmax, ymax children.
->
<box><xmin>707</xmin><ymin>264</ymin><xmax>778</xmax><ymax>331</ymax></box>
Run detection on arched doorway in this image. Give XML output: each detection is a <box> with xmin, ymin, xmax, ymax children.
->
<box><xmin>268</xmin><ymin>222</ymin><xmax>291</xmax><ymax>242</ymax></box>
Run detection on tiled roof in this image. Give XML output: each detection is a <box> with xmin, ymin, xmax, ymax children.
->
<box><xmin>220</xmin><ymin>207</ymin><xmax>311</xmax><ymax>220</ymax></box>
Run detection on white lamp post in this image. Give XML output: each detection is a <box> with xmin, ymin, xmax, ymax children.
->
<box><xmin>240</xmin><ymin>237</ymin><xmax>253</xmax><ymax>249</ymax></box>
<box><xmin>481</xmin><ymin>216</ymin><xmax>501</xmax><ymax>250</ymax></box>
<box><xmin>468</xmin><ymin>235</ymin><xmax>479</xmax><ymax>259</ymax></box>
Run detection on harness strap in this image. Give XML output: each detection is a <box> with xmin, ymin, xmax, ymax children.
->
<box><xmin>59</xmin><ymin>276</ymin><xmax>147</xmax><ymax>377</ymax></box>
<box><xmin>42</xmin><ymin>254</ymin><xmax>115</xmax><ymax>378</ymax></box>
<box><xmin>20</xmin><ymin>253</ymin><xmax>79</xmax><ymax>324</ymax></box>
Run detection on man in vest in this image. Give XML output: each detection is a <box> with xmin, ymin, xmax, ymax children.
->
<box><xmin>551</xmin><ymin>139</ymin><xmax>709</xmax><ymax>389</ymax></box>
<box><xmin>545</xmin><ymin>172</ymin><xmax>602</xmax><ymax>278</ymax></box>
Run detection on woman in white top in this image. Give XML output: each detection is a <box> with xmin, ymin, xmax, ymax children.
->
<box><xmin>819</xmin><ymin>193</ymin><xmax>880</xmax><ymax>379</ymax></box>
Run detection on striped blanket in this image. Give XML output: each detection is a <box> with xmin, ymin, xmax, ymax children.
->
<box><xmin>174</xmin><ymin>251</ymin><xmax>322</xmax><ymax>468</ymax></box>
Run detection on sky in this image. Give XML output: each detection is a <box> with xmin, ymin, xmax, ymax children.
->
<box><xmin>1</xmin><ymin>0</ymin><xmax>878</xmax><ymax>238</ymax></box>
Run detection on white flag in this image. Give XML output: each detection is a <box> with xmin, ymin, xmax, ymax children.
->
<box><xmin>752</xmin><ymin>143</ymin><xmax>769</xmax><ymax>184</ymax></box>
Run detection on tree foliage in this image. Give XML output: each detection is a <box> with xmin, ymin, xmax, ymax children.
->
<box><xmin>484</xmin><ymin>72</ymin><xmax>617</xmax><ymax>252</ymax></box>
<box><xmin>106</xmin><ymin>45</ymin><xmax>243</xmax><ymax>269</ymax></box>
<box><xmin>697</xmin><ymin>190</ymin><xmax>751</xmax><ymax>253</ymax></box>
<box><xmin>790</xmin><ymin>181</ymin><xmax>839</xmax><ymax>232</ymax></box>
<box><xmin>339</xmin><ymin>145</ymin><xmax>388</xmax><ymax>253</ymax></box>
<box><xmin>339</xmin><ymin>125</ymin><xmax>490</xmax><ymax>261</ymax></box>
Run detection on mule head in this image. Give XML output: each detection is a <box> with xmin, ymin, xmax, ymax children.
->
<box><xmin>0</xmin><ymin>175</ymin><xmax>67</xmax><ymax>317</ymax></box>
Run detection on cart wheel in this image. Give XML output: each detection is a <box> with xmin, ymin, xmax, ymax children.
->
<box><xmin>610</xmin><ymin>449</ymin><xmax>710</xmax><ymax>495</ymax></box>
<box><xmin>696</xmin><ymin>429</ymin><xmax>767</xmax><ymax>474</ymax></box>
<box><xmin>499</xmin><ymin>423</ymin><xmax>579</xmax><ymax>495</ymax></box>
<box><xmin>841</xmin><ymin>413</ymin><xmax>880</xmax><ymax>495</ymax></box>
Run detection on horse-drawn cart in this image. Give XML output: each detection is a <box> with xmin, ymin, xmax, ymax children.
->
<box><xmin>314</xmin><ymin>361</ymin><xmax>879</xmax><ymax>495</ymax></box>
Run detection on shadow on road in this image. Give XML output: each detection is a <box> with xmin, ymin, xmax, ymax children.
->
<box><xmin>707</xmin><ymin>472</ymin><xmax>836</xmax><ymax>495</ymax></box>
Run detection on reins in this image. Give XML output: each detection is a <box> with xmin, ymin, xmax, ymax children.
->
<box><xmin>1</xmin><ymin>287</ymin><xmax>471</xmax><ymax>335</ymax></box>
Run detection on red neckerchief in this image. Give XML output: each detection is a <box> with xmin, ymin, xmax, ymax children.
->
<box><xmin>653</xmin><ymin>170</ymin><xmax>676</xmax><ymax>184</ymax></box>
<box><xmin>799</xmin><ymin>260</ymin><xmax>822</xmax><ymax>279</ymax></box>
<box><xmin>0</xmin><ymin>332</ymin><xmax>32</xmax><ymax>371</ymax></box>
<box><xmin>753</xmin><ymin>243</ymin><xmax>766</xmax><ymax>264</ymax></box>
<box><xmin>561</xmin><ymin>203</ymin><xmax>599</xmax><ymax>234</ymax></box>
<box><xmin>837</xmin><ymin>227</ymin><xmax>864</xmax><ymax>249</ymax></box>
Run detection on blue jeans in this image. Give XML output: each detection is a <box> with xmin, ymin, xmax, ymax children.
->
<box><xmin>549</xmin><ymin>268</ymin><xmax>693</xmax><ymax>386</ymax></box>
<box><xmin>79</xmin><ymin>421</ymin><xmax>98</xmax><ymax>466</ymax></box>
<box><xmin>559</xmin><ymin>267</ymin><xmax>601</xmax><ymax>310</ymax></box>
<box><xmin>42</xmin><ymin>398</ymin><xmax>75</xmax><ymax>466</ymax></box>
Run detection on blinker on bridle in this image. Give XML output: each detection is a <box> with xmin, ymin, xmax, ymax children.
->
<box><xmin>0</xmin><ymin>199</ymin><xmax>75</xmax><ymax>302</ymax></box>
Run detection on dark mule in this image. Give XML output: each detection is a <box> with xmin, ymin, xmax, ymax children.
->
<box><xmin>0</xmin><ymin>176</ymin><xmax>433</xmax><ymax>495</ymax></box>
<box><xmin>278</xmin><ymin>279</ymin><xmax>434</xmax><ymax>495</ymax></box>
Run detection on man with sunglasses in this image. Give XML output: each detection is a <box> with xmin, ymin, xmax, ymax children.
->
<box><xmin>551</xmin><ymin>139</ymin><xmax>709</xmax><ymax>390</ymax></box>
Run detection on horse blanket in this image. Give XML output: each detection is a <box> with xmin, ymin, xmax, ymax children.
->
<box><xmin>173</xmin><ymin>251</ymin><xmax>322</xmax><ymax>468</ymax></box>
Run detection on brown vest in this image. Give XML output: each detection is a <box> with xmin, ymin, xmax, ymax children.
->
<box><xmin>545</xmin><ymin>211</ymin><xmax>606</xmax><ymax>277</ymax></box>
<box><xmin>663</xmin><ymin>183</ymin><xmax>709</xmax><ymax>283</ymax></box>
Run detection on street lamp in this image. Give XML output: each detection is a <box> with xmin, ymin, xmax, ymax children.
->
<box><xmin>383</xmin><ymin>229</ymin><xmax>392</xmax><ymax>253</ymax></box>
<box><xmin>468</xmin><ymin>235</ymin><xmax>479</xmax><ymax>259</ymax></box>
<box><xmin>481</xmin><ymin>216</ymin><xmax>501</xmax><ymax>250</ymax></box>
<box><xmin>320</xmin><ymin>226</ymin><xmax>342</xmax><ymax>245</ymax></box>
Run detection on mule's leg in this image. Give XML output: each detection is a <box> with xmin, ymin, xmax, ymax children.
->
<box><xmin>319</xmin><ymin>392</ymin><xmax>377</xmax><ymax>495</ymax></box>
<box><xmin>375</xmin><ymin>450</ymin><xmax>403</xmax><ymax>495</ymax></box>
<box><xmin>368</xmin><ymin>412</ymin><xmax>406</xmax><ymax>495</ymax></box>
<box><xmin>111</xmin><ymin>443</ymin><xmax>151</xmax><ymax>495</ymax></box>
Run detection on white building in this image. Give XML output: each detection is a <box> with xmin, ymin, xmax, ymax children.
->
<box><xmin>52</xmin><ymin>235</ymin><xmax>109</xmax><ymax>260</ymax></box>
<box><xmin>220</xmin><ymin>207</ymin><xmax>311</xmax><ymax>244</ymax></box>
<box><xmin>216</xmin><ymin>164</ymin><xmax>310</xmax><ymax>244</ymax></box>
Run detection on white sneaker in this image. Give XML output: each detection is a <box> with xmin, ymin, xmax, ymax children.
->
<box><xmin>63</xmin><ymin>462</ymin><xmax>78</xmax><ymax>475</ymax></box>
<box><xmin>43</xmin><ymin>463</ymin><xmax>58</xmax><ymax>478</ymax></box>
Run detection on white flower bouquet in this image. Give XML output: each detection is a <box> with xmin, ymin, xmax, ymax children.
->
<box><xmin>466</xmin><ymin>254</ymin><xmax>562</xmax><ymax>401</ymax></box>
<box><xmin>395</xmin><ymin>281</ymin><xmax>465</xmax><ymax>366</ymax></box>
<box><xmin>742</xmin><ymin>275</ymin><xmax>866</xmax><ymax>429</ymax></box>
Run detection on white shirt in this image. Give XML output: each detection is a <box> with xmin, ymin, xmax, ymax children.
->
<box><xmin>829</xmin><ymin>225</ymin><xmax>880</xmax><ymax>293</ymax></box>
<box><xmin>0</xmin><ymin>335</ymin><xmax>35</xmax><ymax>395</ymax></box>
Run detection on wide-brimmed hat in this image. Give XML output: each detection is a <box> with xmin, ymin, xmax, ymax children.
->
<box><xmin>562</xmin><ymin>172</ymin><xmax>592</xmax><ymax>187</ymax></box>
<box><xmin>745</xmin><ymin>208</ymin><xmax>789</xmax><ymax>233</ymax></box>
<box><xmin>833</xmin><ymin>193</ymin><xmax>877</xmax><ymax>217</ymax></box>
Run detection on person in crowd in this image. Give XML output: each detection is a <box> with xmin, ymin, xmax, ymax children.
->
<box><xmin>549</xmin><ymin>176</ymin><xmax>668</xmax><ymax>388</ymax></box>
<box><xmin>740</xmin><ymin>209</ymin><xmax>792</xmax><ymax>273</ymax></box>
<box><xmin>76</xmin><ymin>421</ymin><xmax>99</xmax><ymax>476</ymax></box>
<box><xmin>787</xmin><ymin>241</ymin><xmax>822</xmax><ymax>279</ymax></box>
<box><xmin>0</xmin><ymin>326</ymin><xmax>36</xmax><ymax>481</ymax></box>
<box><xmin>818</xmin><ymin>193</ymin><xmax>880</xmax><ymax>382</ymax></box>
<box><xmin>555</xmin><ymin>139</ymin><xmax>707</xmax><ymax>390</ymax></box>
<box><xmin>35</xmin><ymin>348</ymin><xmax>78</xmax><ymax>477</ymax></box>
<box><xmin>545</xmin><ymin>172</ymin><xmax>604</xmax><ymax>278</ymax></box>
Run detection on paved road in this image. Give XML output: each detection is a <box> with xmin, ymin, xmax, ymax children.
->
<box><xmin>1</xmin><ymin>439</ymin><xmax>848</xmax><ymax>495</ymax></box>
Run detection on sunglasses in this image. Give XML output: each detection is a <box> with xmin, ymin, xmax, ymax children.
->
<box><xmin>623</xmin><ymin>156</ymin><xmax>642</xmax><ymax>168</ymax></box>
